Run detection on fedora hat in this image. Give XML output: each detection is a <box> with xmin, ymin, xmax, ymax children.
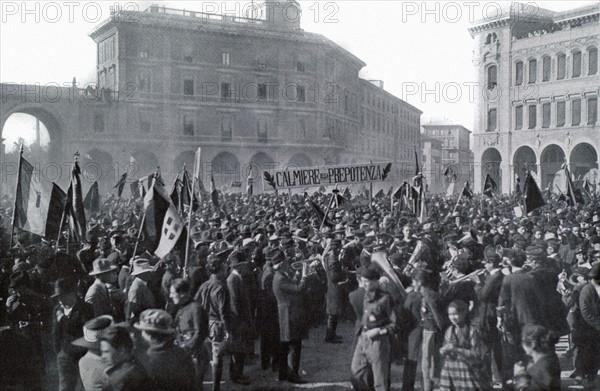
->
<box><xmin>89</xmin><ymin>258</ymin><xmax>118</xmax><ymax>276</ymax></box>
<box><xmin>72</xmin><ymin>315</ymin><xmax>114</xmax><ymax>350</ymax></box>
<box><xmin>51</xmin><ymin>277</ymin><xmax>77</xmax><ymax>298</ymax></box>
<box><xmin>130</xmin><ymin>257</ymin><xmax>155</xmax><ymax>276</ymax></box>
<box><xmin>9</xmin><ymin>271</ymin><xmax>30</xmax><ymax>289</ymax></box>
<box><xmin>134</xmin><ymin>309</ymin><xmax>175</xmax><ymax>335</ymax></box>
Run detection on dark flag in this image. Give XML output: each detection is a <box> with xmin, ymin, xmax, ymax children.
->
<box><xmin>83</xmin><ymin>181</ymin><xmax>100</xmax><ymax>215</ymax></box>
<box><xmin>483</xmin><ymin>174</ymin><xmax>497</xmax><ymax>198</ymax></box>
<box><xmin>14</xmin><ymin>153</ymin><xmax>66</xmax><ymax>239</ymax></box>
<box><xmin>414</xmin><ymin>145</ymin><xmax>420</xmax><ymax>175</ymax></box>
<box><xmin>564</xmin><ymin>166</ymin><xmax>580</xmax><ymax>206</ymax></box>
<box><xmin>65</xmin><ymin>160</ymin><xmax>86</xmax><ymax>243</ymax></box>
<box><xmin>308</xmin><ymin>200</ymin><xmax>334</xmax><ymax>228</ymax></box>
<box><xmin>523</xmin><ymin>171</ymin><xmax>546</xmax><ymax>214</ymax></box>
<box><xmin>393</xmin><ymin>182</ymin><xmax>410</xmax><ymax>213</ymax></box>
<box><xmin>375</xmin><ymin>189</ymin><xmax>385</xmax><ymax>199</ymax></box>
<box><xmin>180</xmin><ymin>169</ymin><xmax>193</xmax><ymax>208</ymax></box>
<box><xmin>130</xmin><ymin>180</ymin><xmax>141</xmax><ymax>200</ymax></box>
<box><xmin>461</xmin><ymin>181</ymin><xmax>473</xmax><ymax>200</ymax></box>
<box><xmin>114</xmin><ymin>172</ymin><xmax>127</xmax><ymax>198</ymax></box>
<box><xmin>343</xmin><ymin>186</ymin><xmax>352</xmax><ymax>200</ymax></box>
<box><xmin>515</xmin><ymin>178</ymin><xmax>522</xmax><ymax>197</ymax></box>
<box><xmin>210</xmin><ymin>174</ymin><xmax>219</xmax><ymax>208</ymax></box>
<box><xmin>170</xmin><ymin>177</ymin><xmax>182</xmax><ymax>212</ymax></box>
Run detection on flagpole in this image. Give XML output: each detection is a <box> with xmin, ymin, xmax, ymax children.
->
<box><xmin>9</xmin><ymin>143</ymin><xmax>24</xmax><ymax>249</ymax></box>
<box><xmin>183</xmin><ymin>148</ymin><xmax>201</xmax><ymax>279</ymax></box>
<box><xmin>319</xmin><ymin>192</ymin><xmax>336</xmax><ymax>231</ymax></box>
<box><xmin>55</xmin><ymin>208</ymin><xmax>67</xmax><ymax>254</ymax></box>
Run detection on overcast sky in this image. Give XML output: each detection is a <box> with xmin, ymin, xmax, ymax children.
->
<box><xmin>0</xmin><ymin>0</ymin><xmax>596</xmax><ymax>147</ymax></box>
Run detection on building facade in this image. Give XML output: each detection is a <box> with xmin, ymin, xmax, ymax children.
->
<box><xmin>421</xmin><ymin>123</ymin><xmax>474</xmax><ymax>192</ymax></box>
<box><xmin>85</xmin><ymin>1</ymin><xmax>421</xmax><ymax>192</ymax></box>
<box><xmin>469</xmin><ymin>2</ymin><xmax>599</xmax><ymax>194</ymax></box>
<box><xmin>420</xmin><ymin>135</ymin><xmax>443</xmax><ymax>194</ymax></box>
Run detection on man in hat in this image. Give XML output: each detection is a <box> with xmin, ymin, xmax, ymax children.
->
<box><xmin>474</xmin><ymin>245</ymin><xmax>504</xmax><ymax>387</ymax></box>
<box><xmin>126</xmin><ymin>257</ymin><xmax>157</xmax><ymax>324</ymax></box>
<box><xmin>85</xmin><ymin>258</ymin><xmax>125</xmax><ymax>322</ymax></box>
<box><xmin>77</xmin><ymin>226</ymin><xmax>100</xmax><ymax>274</ymax></box>
<box><xmin>99</xmin><ymin>325</ymin><xmax>151</xmax><ymax>390</ymax></box>
<box><xmin>350</xmin><ymin>264</ymin><xmax>396</xmax><ymax>391</ymax></box>
<box><xmin>52</xmin><ymin>277</ymin><xmax>94</xmax><ymax>391</ymax></box>
<box><xmin>323</xmin><ymin>238</ymin><xmax>348</xmax><ymax>343</ymax></box>
<box><xmin>257</xmin><ymin>250</ymin><xmax>280</xmax><ymax>372</ymax></box>
<box><xmin>578</xmin><ymin>263</ymin><xmax>600</xmax><ymax>388</ymax></box>
<box><xmin>195</xmin><ymin>254</ymin><xmax>231</xmax><ymax>391</ymax></box>
<box><xmin>272</xmin><ymin>248</ymin><xmax>310</xmax><ymax>383</ymax></box>
<box><xmin>72</xmin><ymin>315</ymin><xmax>113</xmax><ymax>391</ymax></box>
<box><xmin>136</xmin><ymin>309</ymin><xmax>196</xmax><ymax>391</ymax></box>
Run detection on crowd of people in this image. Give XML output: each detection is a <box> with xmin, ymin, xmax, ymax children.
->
<box><xmin>0</xmin><ymin>185</ymin><xmax>599</xmax><ymax>391</ymax></box>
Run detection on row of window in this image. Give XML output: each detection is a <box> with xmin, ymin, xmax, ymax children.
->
<box><xmin>486</xmin><ymin>96</ymin><xmax>598</xmax><ymax>131</ymax></box>
<box><xmin>486</xmin><ymin>47</ymin><xmax>598</xmax><ymax>89</ymax></box>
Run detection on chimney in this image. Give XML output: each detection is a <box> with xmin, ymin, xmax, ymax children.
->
<box><xmin>265</xmin><ymin>0</ymin><xmax>302</xmax><ymax>30</ymax></box>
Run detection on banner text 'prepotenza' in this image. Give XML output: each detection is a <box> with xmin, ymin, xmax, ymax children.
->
<box><xmin>265</xmin><ymin>162</ymin><xmax>392</xmax><ymax>190</ymax></box>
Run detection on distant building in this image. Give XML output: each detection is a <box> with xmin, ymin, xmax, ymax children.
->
<box><xmin>469</xmin><ymin>2</ymin><xmax>599</xmax><ymax>194</ymax></box>
<box><xmin>83</xmin><ymin>1</ymin><xmax>422</xmax><ymax>192</ymax></box>
<box><xmin>420</xmin><ymin>135</ymin><xmax>443</xmax><ymax>193</ymax></box>
<box><xmin>421</xmin><ymin>123</ymin><xmax>474</xmax><ymax>192</ymax></box>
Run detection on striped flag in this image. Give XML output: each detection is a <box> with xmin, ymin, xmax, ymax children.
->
<box><xmin>14</xmin><ymin>154</ymin><xmax>66</xmax><ymax>239</ymax></box>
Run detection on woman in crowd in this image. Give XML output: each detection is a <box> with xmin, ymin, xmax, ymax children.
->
<box><xmin>513</xmin><ymin>324</ymin><xmax>561</xmax><ymax>391</ymax></box>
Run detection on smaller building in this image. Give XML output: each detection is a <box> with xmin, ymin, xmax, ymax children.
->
<box><xmin>420</xmin><ymin>135</ymin><xmax>443</xmax><ymax>193</ymax></box>
<box><xmin>421</xmin><ymin>122</ymin><xmax>474</xmax><ymax>191</ymax></box>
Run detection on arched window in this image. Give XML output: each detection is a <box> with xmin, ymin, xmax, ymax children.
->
<box><xmin>528</xmin><ymin>58</ymin><xmax>537</xmax><ymax>83</ymax></box>
<box><xmin>572</xmin><ymin>50</ymin><xmax>582</xmax><ymax>78</ymax></box>
<box><xmin>557</xmin><ymin>53</ymin><xmax>566</xmax><ymax>79</ymax></box>
<box><xmin>588</xmin><ymin>46</ymin><xmax>598</xmax><ymax>75</ymax></box>
<box><xmin>542</xmin><ymin>55</ymin><xmax>551</xmax><ymax>81</ymax></box>
<box><xmin>515</xmin><ymin>61</ymin><xmax>523</xmax><ymax>85</ymax></box>
<box><xmin>487</xmin><ymin>65</ymin><xmax>497</xmax><ymax>89</ymax></box>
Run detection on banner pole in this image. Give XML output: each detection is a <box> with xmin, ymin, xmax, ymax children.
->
<box><xmin>184</xmin><ymin>148</ymin><xmax>201</xmax><ymax>279</ymax></box>
<box><xmin>9</xmin><ymin>143</ymin><xmax>24</xmax><ymax>250</ymax></box>
<box><xmin>319</xmin><ymin>192</ymin><xmax>335</xmax><ymax>231</ymax></box>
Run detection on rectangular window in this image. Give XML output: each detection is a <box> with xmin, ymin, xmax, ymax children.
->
<box><xmin>588</xmin><ymin>97</ymin><xmax>598</xmax><ymax>125</ymax></box>
<box><xmin>140</xmin><ymin>47</ymin><xmax>149</xmax><ymax>58</ymax></box>
<box><xmin>183</xmin><ymin>79</ymin><xmax>194</xmax><ymax>96</ymax></box>
<box><xmin>183</xmin><ymin>114</ymin><xmax>194</xmax><ymax>136</ymax></box>
<box><xmin>296</xmin><ymin>60</ymin><xmax>305</xmax><ymax>72</ymax></box>
<box><xmin>222</xmin><ymin>52</ymin><xmax>230</xmax><ymax>66</ymax></box>
<box><xmin>557</xmin><ymin>54</ymin><xmax>566</xmax><ymax>79</ymax></box>
<box><xmin>296</xmin><ymin>118</ymin><xmax>306</xmax><ymax>139</ymax></box>
<box><xmin>542</xmin><ymin>56</ymin><xmax>551</xmax><ymax>81</ymax></box>
<box><xmin>528</xmin><ymin>105</ymin><xmax>536</xmax><ymax>129</ymax></box>
<box><xmin>556</xmin><ymin>101</ymin><xmax>565</xmax><ymax>127</ymax></box>
<box><xmin>221</xmin><ymin>115</ymin><xmax>233</xmax><ymax>141</ymax></box>
<box><xmin>296</xmin><ymin>85</ymin><xmax>305</xmax><ymax>102</ymax></box>
<box><xmin>138</xmin><ymin>74</ymin><xmax>150</xmax><ymax>92</ymax></box>
<box><xmin>258</xmin><ymin>83</ymin><xmax>267</xmax><ymax>100</ymax></box>
<box><xmin>572</xmin><ymin>51</ymin><xmax>582</xmax><ymax>78</ymax></box>
<box><xmin>515</xmin><ymin>105</ymin><xmax>523</xmax><ymax>129</ymax></box>
<box><xmin>589</xmin><ymin>48</ymin><xmax>598</xmax><ymax>75</ymax></box>
<box><xmin>542</xmin><ymin>103</ymin><xmax>551</xmax><ymax>128</ymax></box>
<box><xmin>183</xmin><ymin>47</ymin><xmax>193</xmax><ymax>63</ymax></box>
<box><xmin>487</xmin><ymin>108</ymin><xmax>497</xmax><ymax>131</ymax></box>
<box><xmin>572</xmin><ymin>99</ymin><xmax>581</xmax><ymax>126</ymax></box>
<box><xmin>515</xmin><ymin>62</ymin><xmax>523</xmax><ymax>85</ymax></box>
<box><xmin>221</xmin><ymin>82</ymin><xmax>231</xmax><ymax>101</ymax></box>
<box><xmin>487</xmin><ymin>66</ymin><xmax>497</xmax><ymax>89</ymax></box>
<box><xmin>528</xmin><ymin>59</ymin><xmax>537</xmax><ymax>83</ymax></box>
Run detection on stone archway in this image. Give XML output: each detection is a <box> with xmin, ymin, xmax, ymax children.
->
<box><xmin>211</xmin><ymin>151</ymin><xmax>240</xmax><ymax>189</ymax></box>
<box><xmin>131</xmin><ymin>149</ymin><xmax>160</xmax><ymax>179</ymax></box>
<box><xmin>481</xmin><ymin>148</ymin><xmax>502</xmax><ymax>194</ymax></box>
<box><xmin>570</xmin><ymin>143</ymin><xmax>598</xmax><ymax>181</ymax></box>
<box><xmin>173</xmin><ymin>151</ymin><xmax>197</xmax><ymax>175</ymax></box>
<box><xmin>513</xmin><ymin>146</ymin><xmax>537</xmax><ymax>190</ymax></box>
<box><xmin>541</xmin><ymin>144</ymin><xmax>566</xmax><ymax>190</ymax></box>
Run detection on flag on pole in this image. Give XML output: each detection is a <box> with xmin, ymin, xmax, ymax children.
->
<box><xmin>65</xmin><ymin>158</ymin><xmax>87</xmax><ymax>243</ymax></box>
<box><xmin>14</xmin><ymin>154</ymin><xmax>66</xmax><ymax>239</ymax></box>
<box><xmin>446</xmin><ymin>181</ymin><xmax>455</xmax><ymax>196</ymax></box>
<box><xmin>483</xmin><ymin>174</ymin><xmax>497</xmax><ymax>198</ymax></box>
<box><xmin>83</xmin><ymin>181</ymin><xmax>100</xmax><ymax>215</ymax></box>
<box><xmin>563</xmin><ymin>166</ymin><xmax>580</xmax><ymax>206</ymax></box>
<box><xmin>418</xmin><ymin>184</ymin><xmax>427</xmax><ymax>223</ymax></box>
<box><xmin>414</xmin><ymin>145</ymin><xmax>420</xmax><ymax>175</ymax></box>
<box><xmin>343</xmin><ymin>186</ymin><xmax>352</xmax><ymax>200</ymax></box>
<box><xmin>308</xmin><ymin>200</ymin><xmax>334</xmax><ymax>228</ymax></box>
<box><xmin>143</xmin><ymin>179</ymin><xmax>185</xmax><ymax>257</ymax></box>
<box><xmin>210</xmin><ymin>174</ymin><xmax>220</xmax><ymax>208</ymax></box>
<box><xmin>170</xmin><ymin>177</ymin><xmax>183</xmax><ymax>212</ymax></box>
<box><xmin>523</xmin><ymin>171</ymin><xmax>546</xmax><ymax>214</ymax></box>
<box><xmin>461</xmin><ymin>181</ymin><xmax>473</xmax><ymax>200</ymax></box>
<box><xmin>130</xmin><ymin>180</ymin><xmax>141</xmax><ymax>200</ymax></box>
<box><xmin>114</xmin><ymin>172</ymin><xmax>127</xmax><ymax>198</ymax></box>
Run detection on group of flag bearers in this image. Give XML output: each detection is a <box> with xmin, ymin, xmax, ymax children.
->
<box><xmin>3</xmin><ymin>145</ymin><xmax>600</xmax><ymax>391</ymax></box>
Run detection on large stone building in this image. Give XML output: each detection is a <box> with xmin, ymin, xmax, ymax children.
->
<box><xmin>421</xmin><ymin>122</ymin><xmax>474</xmax><ymax>192</ymax></box>
<box><xmin>83</xmin><ymin>1</ymin><xmax>421</xmax><ymax>192</ymax></box>
<box><xmin>469</xmin><ymin>2</ymin><xmax>599</xmax><ymax>194</ymax></box>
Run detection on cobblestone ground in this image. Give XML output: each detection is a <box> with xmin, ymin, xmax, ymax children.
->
<box><xmin>42</xmin><ymin>321</ymin><xmax>598</xmax><ymax>390</ymax></box>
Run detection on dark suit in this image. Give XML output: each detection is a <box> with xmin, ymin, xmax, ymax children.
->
<box><xmin>226</xmin><ymin>268</ymin><xmax>254</xmax><ymax>380</ymax></box>
<box><xmin>85</xmin><ymin>279</ymin><xmax>125</xmax><ymax>322</ymax></box>
<box><xmin>273</xmin><ymin>268</ymin><xmax>306</xmax><ymax>380</ymax></box>
<box><xmin>578</xmin><ymin>282</ymin><xmax>600</xmax><ymax>381</ymax></box>
<box><xmin>348</xmin><ymin>287</ymin><xmax>366</xmax><ymax>352</ymax></box>
<box><xmin>257</xmin><ymin>263</ymin><xmax>279</xmax><ymax>370</ymax></box>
